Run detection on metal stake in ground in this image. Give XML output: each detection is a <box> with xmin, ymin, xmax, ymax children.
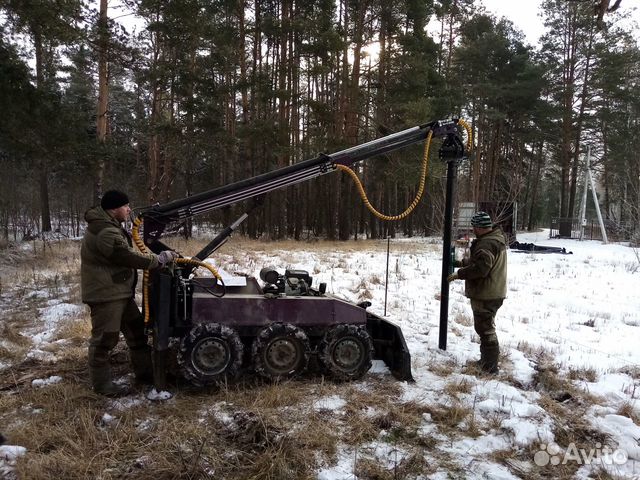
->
<box><xmin>384</xmin><ymin>236</ymin><xmax>390</xmax><ymax>316</ymax></box>
<box><xmin>438</xmin><ymin>133</ymin><xmax>465</xmax><ymax>350</ymax></box>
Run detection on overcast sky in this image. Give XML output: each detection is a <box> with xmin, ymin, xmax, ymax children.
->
<box><xmin>112</xmin><ymin>0</ymin><xmax>639</xmax><ymax>49</ymax></box>
<box><xmin>481</xmin><ymin>0</ymin><xmax>640</xmax><ymax>45</ymax></box>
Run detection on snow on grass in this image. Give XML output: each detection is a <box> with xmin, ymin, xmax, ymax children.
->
<box><xmin>1</xmin><ymin>230</ymin><xmax>639</xmax><ymax>478</ymax></box>
<box><xmin>221</xmin><ymin>230</ymin><xmax>640</xmax><ymax>477</ymax></box>
<box><xmin>0</xmin><ymin>445</ymin><xmax>27</xmax><ymax>480</ymax></box>
<box><xmin>31</xmin><ymin>376</ymin><xmax>62</xmax><ymax>388</ymax></box>
<box><xmin>313</xmin><ymin>395</ymin><xmax>347</xmax><ymax>412</ymax></box>
<box><xmin>32</xmin><ymin>302</ymin><xmax>84</xmax><ymax>345</ymax></box>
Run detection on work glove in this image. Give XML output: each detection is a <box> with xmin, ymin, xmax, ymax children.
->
<box><xmin>157</xmin><ymin>250</ymin><xmax>179</xmax><ymax>265</ymax></box>
<box><xmin>447</xmin><ymin>272</ymin><xmax>459</xmax><ymax>282</ymax></box>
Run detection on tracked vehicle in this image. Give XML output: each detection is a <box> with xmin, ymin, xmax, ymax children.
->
<box><xmin>133</xmin><ymin>119</ymin><xmax>470</xmax><ymax>390</ymax></box>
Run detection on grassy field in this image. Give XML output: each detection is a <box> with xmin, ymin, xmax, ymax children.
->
<box><xmin>0</xmin><ymin>236</ymin><xmax>637</xmax><ymax>479</ymax></box>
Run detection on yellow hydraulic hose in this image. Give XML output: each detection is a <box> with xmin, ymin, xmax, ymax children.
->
<box><xmin>339</xmin><ymin>119</ymin><xmax>472</xmax><ymax>222</ymax></box>
<box><xmin>457</xmin><ymin>118</ymin><xmax>473</xmax><ymax>151</ymax></box>
<box><xmin>132</xmin><ymin>218</ymin><xmax>223</xmax><ymax>326</ymax></box>
<box><xmin>132</xmin><ymin>218</ymin><xmax>152</xmax><ymax>325</ymax></box>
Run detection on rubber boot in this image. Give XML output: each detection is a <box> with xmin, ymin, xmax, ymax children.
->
<box><xmin>479</xmin><ymin>343</ymin><xmax>500</xmax><ymax>374</ymax></box>
<box><xmin>130</xmin><ymin>346</ymin><xmax>154</xmax><ymax>385</ymax></box>
<box><xmin>90</xmin><ymin>363</ymin><xmax>130</xmax><ymax>397</ymax></box>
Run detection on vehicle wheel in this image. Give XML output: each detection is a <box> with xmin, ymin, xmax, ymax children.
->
<box><xmin>319</xmin><ymin>324</ymin><xmax>373</xmax><ymax>381</ymax></box>
<box><xmin>178</xmin><ymin>323</ymin><xmax>243</xmax><ymax>386</ymax></box>
<box><xmin>251</xmin><ymin>323</ymin><xmax>310</xmax><ymax>380</ymax></box>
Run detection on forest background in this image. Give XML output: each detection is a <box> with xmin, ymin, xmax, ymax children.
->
<box><xmin>0</xmin><ymin>0</ymin><xmax>638</xmax><ymax>243</ymax></box>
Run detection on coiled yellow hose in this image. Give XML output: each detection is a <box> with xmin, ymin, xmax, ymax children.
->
<box><xmin>132</xmin><ymin>218</ymin><xmax>152</xmax><ymax>325</ymax></box>
<box><xmin>457</xmin><ymin>118</ymin><xmax>473</xmax><ymax>151</ymax></box>
<box><xmin>338</xmin><ymin>119</ymin><xmax>472</xmax><ymax>222</ymax></box>
<box><xmin>336</xmin><ymin>130</ymin><xmax>433</xmax><ymax>221</ymax></box>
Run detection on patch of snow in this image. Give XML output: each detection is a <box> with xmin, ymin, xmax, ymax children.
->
<box><xmin>0</xmin><ymin>445</ymin><xmax>27</xmax><ymax>478</ymax></box>
<box><xmin>25</xmin><ymin>349</ymin><xmax>58</xmax><ymax>363</ymax></box>
<box><xmin>365</xmin><ymin>441</ymin><xmax>410</xmax><ymax>469</ymax></box>
<box><xmin>101</xmin><ymin>413</ymin><xmax>116</xmax><ymax>425</ymax></box>
<box><xmin>590</xmin><ymin>414</ymin><xmax>640</xmax><ymax>462</ymax></box>
<box><xmin>313</xmin><ymin>395</ymin><xmax>347</xmax><ymax>411</ymax></box>
<box><xmin>368</xmin><ymin>359</ymin><xmax>391</xmax><ymax>375</ymax></box>
<box><xmin>446</xmin><ymin>434</ymin><xmax>512</xmax><ymax>457</ymax></box>
<box><xmin>146</xmin><ymin>389</ymin><xmax>173</xmax><ymax>401</ymax></box>
<box><xmin>316</xmin><ymin>448</ymin><xmax>356</xmax><ymax>480</ymax></box>
<box><xmin>31</xmin><ymin>375</ymin><xmax>62</xmax><ymax>387</ymax></box>
<box><xmin>109</xmin><ymin>396</ymin><xmax>145</xmax><ymax>411</ymax></box>
<box><xmin>581</xmin><ymin>373</ymin><xmax>638</xmax><ymax>405</ymax></box>
<box><xmin>32</xmin><ymin>302</ymin><xmax>84</xmax><ymax>344</ymax></box>
<box><xmin>0</xmin><ymin>445</ymin><xmax>26</xmax><ymax>462</ymax></box>
<box><xmin>135</xmin><ymin>418</ymin><xmax>155</xmax><ymax>432</ymax></box>
<box><xmin>502</xmin><ymin>416</ymin><xmax>554</xmax><ymax>447</ymax></box>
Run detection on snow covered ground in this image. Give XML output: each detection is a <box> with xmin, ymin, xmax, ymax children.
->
<box><xmin>219</xmin><ymin>230</ymin><xmax>640</xmax><ymax>479</ymax></box>
<box><xmin>1</xmin><ymin>230</ymin><xmax>639</xmax><ymax>479</ymax></box>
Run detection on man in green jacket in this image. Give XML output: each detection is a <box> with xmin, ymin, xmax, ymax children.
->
<box><xmin>81</xmin><ymin>190</ymin><xmax>177</xmax><ymax>396</ymax></box>
<box><xmin>448</xmin><ymin>211</ymin><xmax>507</xmax><ymax>374</ymax></box>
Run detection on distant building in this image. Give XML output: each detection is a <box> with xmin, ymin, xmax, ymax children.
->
<box><xmin>455</xmin><ymin>202</ymin><xmax>517</xmax><ymax>244</ymax></box>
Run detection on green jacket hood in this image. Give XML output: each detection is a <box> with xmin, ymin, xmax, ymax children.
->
<box><xmin>478</xmin><ymin>227</ymin><xmax>507</xmax><ymax>246</ymax></box>
<box><xmin>85</xmin><ymin>206</ymin><xmax>120</xmax><ymax>232</ymax></box>
<box><xmin>80</xmin><ymin>206</ymin><xmax>158</xmax><ymax>304</ymax></box>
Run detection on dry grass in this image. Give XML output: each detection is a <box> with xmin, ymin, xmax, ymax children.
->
<box><xmin>1</xmin><ymin>338</ymin><xmax>435</xmax><ymax>480</ymax></box>
<box><xmin>199</xmin><ymin>235</ymin><xmax>433</xmax><ymax>256</ymax></box>
<box><xmin>1</xmin><ymin>323</ymin><xmax>32</xmax><ymax>347</ymax></box>
<box><xmin>427</xmin><ymin>402</ymin><xmax>473</xmax><ymax>434</ymax></box>
<box><xmin>0</xmin><ymin>236</ymin><xmax>430</xmax><ymax>480</ymax></box>
<box><xmin>532</xmin><ymin>352</ymin><xmax>604</xmax><ymax>408</ymax></box>
<box><xmin>453</xmin><ymin>311</ymin><xmax>473</xmax><ymax>327</ymax></box>
<box><xmin>53</xmin><ymin>315</ymin><xmax>91</xmax><ymax>344</ymax></box>
<box><xmin>427</xmin><ymin>357</ymin><xmax>458</xmax><ymax>377</ymax></box>
<box><xmin>1</xmin><ymin>372</ymin><xmax>442</xmax><ymax>480</ymax></box>
<box><xmin>617</xmin><ymin>365</ymin><xmax>640</xmax><ymax>380</ymax></box>
<box><xmin>616</xmin><ymin>401</ymin><xmax>640</xmax><ymax>425</ymax></box>
<box><xmin>1</xmin><ymin>236</ymin><xmax>633</xmax><ymax>479</ymax></box>
<box><xmin>355</xmin><ymin>451</ymin><xmax>437</xmax><ymax>480</ymax></box>
<box><xmin>2</xmin><ymin>377</ymin><xmax>326</xmax><ymax>479</ymax></box>
<box><xmin>532</xmin><ymin>352</ymin><xmax>567</xmax><ymax>394</ymax></box>
<box><xmin>484</xmin><ymin>411</ymin><xmax>506</xmax><ymax>431</ymax></box>
<box><xmin>568</xmin><ymin>366</ymin><xmax>598</xmax><ymax>383</ymax></box>
<box><xmin>515</xmin><ymin>340</ymin><xmax>542</xmax><ymax>358</ymax></box>
<box><xmin>442</xmin><ymin>377</ymin><xmax>473</xmax><ymax>398</ymax></box>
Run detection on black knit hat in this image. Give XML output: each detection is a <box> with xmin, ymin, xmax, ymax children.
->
<box><xmin>101</xmin><ymin>190</ymin><xmax>129</xmax><ymax>210</ymax></box>
<box><xmin>471</xmin><ymin>211</ymin><xmax>492</xmax><ymax>228</ymax></box>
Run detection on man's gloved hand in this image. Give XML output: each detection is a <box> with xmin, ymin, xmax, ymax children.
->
<box><xmin>447</xmin><ymin>272</ymin><xmax>459</xmax><ymax>282</ymax></box>
<box><xmin>157</xmin><ymin>250</ymin><xmax>179</xmax><ymax>265</ymax></box>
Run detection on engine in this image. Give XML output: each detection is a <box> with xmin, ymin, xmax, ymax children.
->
<box><xmin>259</xmin><ymin>267</ymin><xmax>326</xmax><ymax>296</ymax></box>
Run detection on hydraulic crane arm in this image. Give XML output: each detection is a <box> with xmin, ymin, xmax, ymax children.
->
<box><xmin>136</xmin><ymin>119</ymin><xmax>467</xmax><ymax>244</ymax></box>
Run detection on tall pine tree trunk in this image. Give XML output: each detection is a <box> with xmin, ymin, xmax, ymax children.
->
<box><xmin>95</xmin><ymin>0</ymin><xmax>109</xmax><ymax>204</ymax></box>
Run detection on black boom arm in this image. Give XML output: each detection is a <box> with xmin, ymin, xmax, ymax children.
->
<box><xmin>136</xmin><ymin>119</ymin><xmax>466</xmax><ymax>243</ymax></box>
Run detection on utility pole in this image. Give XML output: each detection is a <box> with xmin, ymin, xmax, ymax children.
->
<box><xmin>588</xmin><ymin>160</ymin><xmax>608</xmax><ymax>244</ymax></box>
<box><xmin>579</xmin><ymin>147</ymin><xmax>590</xmax><ymax>240</ymax></box>
<box><xmin>579</xmin><ymin>145</ymin><xmax>608</xmax><ymax>244</ymax></box>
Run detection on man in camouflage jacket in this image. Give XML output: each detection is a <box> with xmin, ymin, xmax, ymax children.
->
<box><xmin>448</xmin><ymin>211</ymin><xmax>507</xmax><ymax>374</ymax></box>
<box><xmin>81</xmin><ymin>190</ymin><xmax>176</xmax><ymax>396</ymax></box>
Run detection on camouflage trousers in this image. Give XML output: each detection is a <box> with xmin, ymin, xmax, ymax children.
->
<box><xmin>87</xmin><ymin>298</ymin><xmax>152</xmax><ymax>383</ymax></box>
<box><xmin>470</xmin><ymin>298</ymin><xmax>503</xmax><ymax>346</ymax></box>
<box><xmin>470</xmin><ymin>298</ymin><xmax>503</xmax><ymax>372</ymax></box>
